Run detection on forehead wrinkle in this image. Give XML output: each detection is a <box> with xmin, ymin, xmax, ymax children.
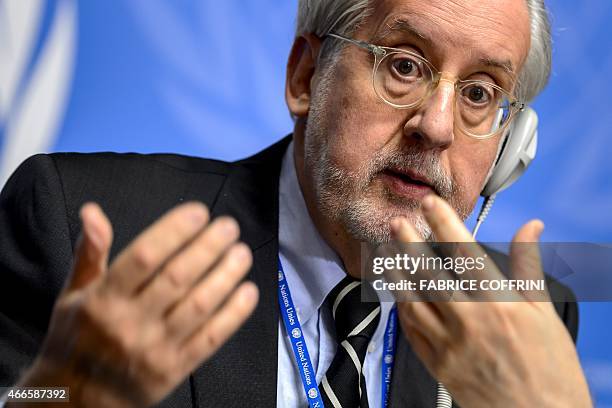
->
<box><xmin>369</xmin><ymin>8</ymin><xmax>522</xmax><ymax>77</ymax></box>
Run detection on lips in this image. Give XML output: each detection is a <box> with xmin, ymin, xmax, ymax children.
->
<box><xmin>386</xmin><ymin>168</ymin><xmax>433</xmax><ymax>186</ymax></box>
<box><xmin>381</xmin><ymin>168</ymin><xmax>434</xmax><ymax>199</ymax></box>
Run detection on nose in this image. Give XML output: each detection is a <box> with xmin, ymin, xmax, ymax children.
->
<box><xmin>402</xmin><ymin>78</ymin><xmax>455</xmax><ymax>150</ymax></box>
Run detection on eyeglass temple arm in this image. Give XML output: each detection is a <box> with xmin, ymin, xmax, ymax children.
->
<box><xmin>327</xmin><ymin>33</ymin><xmax>386</xmax><ymax>56</ymax></box>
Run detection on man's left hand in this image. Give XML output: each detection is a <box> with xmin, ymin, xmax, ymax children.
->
<box><xmin>389</xmin><ymin>195</ymin><xmax>592</xmax><ymax>408</ymax></box>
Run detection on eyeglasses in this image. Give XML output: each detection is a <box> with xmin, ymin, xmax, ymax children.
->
<box><xmin>327</xmin><ymin>33</ymin><xmax>526</xmax><ymax>139</ymax></box>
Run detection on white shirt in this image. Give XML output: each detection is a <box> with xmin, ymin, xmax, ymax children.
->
<box><xmin>276</xmin><ymin>141</ymin><xmax>393</xmax><ymax>407</ymax></box>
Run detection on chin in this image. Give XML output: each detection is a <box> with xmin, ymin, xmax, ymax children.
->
<box><xmin>338</xmin><ymin>195</ymin><xmax>432</xmax><ymax>245</ymax></box>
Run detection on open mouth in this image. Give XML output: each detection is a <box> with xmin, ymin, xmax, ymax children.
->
<box><xmin>381</xmin><ymin>168</ymin><xmax>434</xmax><ymax>198</ymax></box>
<box><xmin>385</xmin><ymin>169</ymin><xmax>431</xmax><ymax>186</ymax></box>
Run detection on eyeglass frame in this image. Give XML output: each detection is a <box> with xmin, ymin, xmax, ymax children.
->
<box><xmin>326</xmin><ymin>33</ymin><xmax>526</xmax><ymax>139</ymax></box>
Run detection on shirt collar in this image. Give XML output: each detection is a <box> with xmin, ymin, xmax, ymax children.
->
<box><xmin>278</xmin><ymin>141</ymin><xmax>346</xmax><ymax>325</ymax></box>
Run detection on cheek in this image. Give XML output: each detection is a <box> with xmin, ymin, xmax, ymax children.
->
<box><xmin>321</xmin><ymin>70</ymin><xmax>403</xmax><ymax>171</ymax></box>
<box><xmin>448</xmin><ymin>138</ymin><xmax>499</xmax><ymax>199</ymax></box>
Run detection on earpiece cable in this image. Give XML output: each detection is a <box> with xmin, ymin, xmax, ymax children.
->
<box><xmin>472</xmin><ymin>194</ymin><xmax>496</xmax><ymax>238</ymax></box>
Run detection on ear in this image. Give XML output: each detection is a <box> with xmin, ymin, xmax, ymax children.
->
<box><xmin>285</xmin><ymin>34</ymin><xmax>323</xmax><ymax>118</ymax></box>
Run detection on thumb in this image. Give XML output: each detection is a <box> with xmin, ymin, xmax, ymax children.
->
<box><xmin>510</xmin><ymin>219</ymin><xmax>550</xmax><ymax>302</ymax></box>
<box><xmin>65</xmin><ymin>202</ymin><xmax>113</xmax><ymax>292</ymax></box>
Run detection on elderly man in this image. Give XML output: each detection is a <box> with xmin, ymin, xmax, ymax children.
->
<box><xmin>0</xmin><ymin>0</ymin><xmax>592</xmax><ymax>407</ymax></box>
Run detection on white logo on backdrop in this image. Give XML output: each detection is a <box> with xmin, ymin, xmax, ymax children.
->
<box><xmin>0</xmin><ymin>0</ymin><xmax>77</xmax><ymax>186</ymax></box>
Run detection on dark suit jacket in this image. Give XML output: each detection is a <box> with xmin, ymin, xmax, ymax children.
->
<box><xmin>0</xmin><ymin>136</ymin><xmax>578</xmax><ymax>407</ymax></box>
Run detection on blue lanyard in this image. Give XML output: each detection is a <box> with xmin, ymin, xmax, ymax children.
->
<box><xmin>278</xmin><ymin>258</ymin><xmax>398</xmax><ymax>408</ymax></box>
<box><xmin>278</xmin><ymin>259</ymin><xmax>324</xmax><ymax>407</ymax></box>
<box><xmin>381</xmin><ymin>306</ymin><xmax>398</xmax><ymax>408</ymax></box>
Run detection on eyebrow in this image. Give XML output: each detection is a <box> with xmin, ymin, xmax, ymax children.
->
<box><xmin>372</xmin><ymin>16</ymin><xmax>517</xmax><ymax>78</ymax></box>
<box><xmin>475</xmin><ymin>56</ymin><xmax>515</xmax><ymax>80</ymax></box>
<box><xmin>372</xmin><ymin>17</ymin><xmax>430</xmax><ymax>44</ymax></box>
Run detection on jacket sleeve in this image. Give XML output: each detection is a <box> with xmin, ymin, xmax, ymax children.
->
<box><xmin>555</xmin><ymin>287</ymin><xmax>579</xmax><ymax>343</ymax></box>
<box><xmin>0</xmin><ymin>154</ymin><xmax>74</xmax><ymax>386</ymax></box>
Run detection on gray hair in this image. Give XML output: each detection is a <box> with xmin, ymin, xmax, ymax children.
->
<box><xmin>296</xmin><ymin>0</ymin><xmax>552</xmax><ymax>102</ymax></box>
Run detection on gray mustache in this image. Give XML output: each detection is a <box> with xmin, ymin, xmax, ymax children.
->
<box><xmin>369</xmin><ymin>149</ymin><xmax>456</xmax><ymax>199</ymax></box>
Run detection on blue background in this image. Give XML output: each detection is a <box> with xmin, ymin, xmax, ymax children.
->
<box><xmin>1</xmin><ymin>1</ymin><xmax>611</xmax><ymax>405</ymax></box>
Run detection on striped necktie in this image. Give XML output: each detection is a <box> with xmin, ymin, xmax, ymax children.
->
<box><xmin>320</xmin><ymin>276</ymin><xmax>381</xmax><ymax>408</ymax></box>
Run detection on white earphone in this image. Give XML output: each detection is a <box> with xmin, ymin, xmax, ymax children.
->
<box><xmin>472</xmin><ymin>106</ymin><xmax>539</xmax><ymax>237</ymax></box>
<box><xmin>481</xmin><ymin>106</ymin><xmax>539</xmax><ymax>197</ymax></box>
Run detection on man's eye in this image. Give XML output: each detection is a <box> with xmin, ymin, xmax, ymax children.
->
<box><xmin>391</xmin><ymin>57</ymin><xmax>420</xmax><ymax>78</ymax></box>
<box><xmin>463</xmin><ymin>85</ymin><xmax>491</xmax><ymax>104</ymax></box>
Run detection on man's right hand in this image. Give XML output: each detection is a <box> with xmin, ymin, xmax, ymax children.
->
<box><xmin>13</xmin><ymin>202</ymin><xmax>259</xmax><ymax>407</ymax></box>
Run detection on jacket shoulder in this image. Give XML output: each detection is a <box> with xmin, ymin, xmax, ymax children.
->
<box><xmin>28</xmin><ymin>152</ymin><xmax>235</xmax><ymax>260</ymax></box>
<box><xmin>48</xmin><ymin>151</ymin><xmax>235</xmax><ymax>176</ymax></box>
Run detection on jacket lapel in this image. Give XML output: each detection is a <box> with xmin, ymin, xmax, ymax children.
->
<box><xmin>189</xmin><ymin>137</ymin><xmax>291</xmax><ymax>408</ymax></box>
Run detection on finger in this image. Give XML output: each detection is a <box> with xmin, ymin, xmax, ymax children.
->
<box><xmin>385</xmin><ymin>218</ymin><xmax>428</xmax><ymax>302</ymax></box>
<box><xmin>391</xmin><ymin>216</ymin><xmax>423</xmax><ymax>243</ymax></box>
<box><xmin>421</xmin><ymin>195</ymin><xmax>474</xmax><ymax>243</ymax></box>
<box><xmin>510</xmin><ymin>219</ymin><xmax>550</xmax><ymax>302</ymax></box>
<box><xmin>420</xmin><ymin>195</ymin><xmax>494</xmax><ymax>279</ymax></box>
<box><xmin>180</xmin><ymin>281</ymin><xmax>258</xmax><ymax>369</ymax></box>
<box><xmin>397</xmin><ymin>302</ymin><xmax>449</xmax><ymax>346</ymax></box>
<box><xmin>513</xmin><ymin>219</ymin><xmax>544</xmax><ymax>243</ymax></box>
<box><xmin>65</xmin><ymin>203</ymin><xmax>113</xmax><ymax>292</ymax></box>
<box><xmin>389</xmin><ymin>217</ymin><xmax>468</xmax><ymax>305</ymax></box>
<box><xmin>137</xmin><ymin>216</ymin><xmax>241</xmax><ymax>314</ymax></box>
<box><xmin>392</xmin><ymin>216</ymin><xmax>454</xmax><ymax>282</ymax></box>
<box><xmin>398</xmin><ymin>309</ymin><xmax>437</xmax><ymax>370</ymax></box>
<box><xmin>421</xmin><ymin>195</ymin><xmax>507</xmax><ymax>295</ymax></box>
<box><xmin>163</xmin><ymin>243</ymin><xmax>252</xmax><ymax>341</ymax></box>
<box><xmin>107</xmin><ymin>202</ymin><xmax>209</xmax><ymax>295</ymax></box>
